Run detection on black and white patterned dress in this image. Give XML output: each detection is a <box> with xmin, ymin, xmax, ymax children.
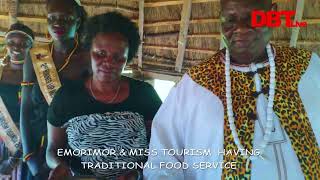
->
<box><xmin>47</xmin><ymin>77</ymin><xmax>162</xmax><ymax>179</ymax></box>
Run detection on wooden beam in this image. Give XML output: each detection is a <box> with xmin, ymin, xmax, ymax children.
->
<box><xmin>306</xmin><ymin>19</ymin><xmax>320</xmax><ymax>24</ymax></box>
<box><xmin>0</xmin><ymin>14</ymin><xmax>47</xmax><ymax>23</ymax></box>
<box><xmin>0</xmin><ymin>12</ymin><xmax>317</xmax><ymax>28</ymax></box>
<box><xmin>290</xmin><ymin>0</ymin><xmax>305</xmax><ymax>47</ymax></box>
<box><xmin>141</xmin><ymin>71</ymin><xmax>181</xmax><ymax>82</ymax></box>
<box><xmin>0</xmin><ymin>14</ymin><xmax>138</xmax><ymax>24</ymax></box>
<box><xmin>145</xmin><ymin>18</ymin><xmax>220</xmax><ymax>27</ymax></box>
<box><xmin>144</xmin><ymin>17</ymin><xmax>319</xmax><ymax>28</ymax></box>
<box><xmin>188</xmin><ymin>33</ymin><xmax>220</xmax><ymax>38</ymax></box>
<box><xmin>175</xmin><ymin>0</ymin><xmax>192</xmax><ymax>72</ymax></box>
<box><xmin>19</xmin><ymin>1</ymin><xmax>138</xmax><ymax>14</ymax></box>
<box><xmin>18</xmin><ymin>16</ymin><xmax>47</xmax><ymax>23</ymax></box>
<box><xmin>271</xmin><ymin>40</ymin><xmax>320</xmax><ymax>46</ymax></box>
<box><xmin>81</xmin><ymin>2</ymin><xmax>138</xmax><ymax>14</ymax></box>
<box><xmin>137</xmin><ymin>0</ymin><xmax>144</xmax><ymax>69</ymax></box>
<box><xmin>145</xmin><ymin>32</ymin><xmax>220</xmax><ymax>39</ymax></box>
<box><xmin>144</xmin><ymin>61</ymin><xmax>176</xmax><ymax>68</ymax></box>
<box><xmin>144</xmin><ymin>44</ymin><xmax>177</xmax><ymax>51</ymax></box>
<box><xmin>145</xmin><ymin>0</ymin><xmax>217</xmax><ymax>7</ymax></box>
<box><xmin>144</xmin><ymin>0</ymin><xmax>286</xmax><ymax>7</ymax></box>
<box><xmin>144</xmin><ymin>44</ymin><xmax>217</xmax><ymax>54</ymax></box>
<box><xmin>144</xmin><ymin>41</ymin><xmax>319</xmax><ymax>54</ymax></box>
<box><xmin>143</xmin><ymin>53</ymin><xmax>203</xmax><ymax>64</ymax></box>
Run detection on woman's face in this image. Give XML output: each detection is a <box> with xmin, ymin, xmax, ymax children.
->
<box><xmin>47</xmin><ymin>1</ymin><xmax>79</xmax><ymax>41</ymax></box>
<box><xmin>91</xmin><ymin>32</ymin><xmax>129</xmax><ymax>82</ymax></box>
<box><xmin>6</xmin><ymin>32</ymin><xmax>32</xmax><ymax>61</ymax></box>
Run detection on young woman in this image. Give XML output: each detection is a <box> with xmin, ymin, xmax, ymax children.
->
<box><xmin>46</xmin><ymin>12</ymin><xmax>162</xmax><ymax>180</ymax></box>
<box><xmin>0</xmin><ymin>22</ymin><xmax>34</xmax><ymax>179</ymax></box>
<box><xmin>20</xmin><ymin>0</ymin><xmax>89</xmax><ymax>179</ymax></box>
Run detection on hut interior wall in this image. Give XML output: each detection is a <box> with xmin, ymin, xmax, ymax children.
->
<box><xmin>0</xmin><ymin>0</ymin><xmax>319</xmax><ymax>79</ymax></box>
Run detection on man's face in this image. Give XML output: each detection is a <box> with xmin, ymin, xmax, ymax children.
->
<box><xmin>221</xmin><ymin>0</ymin><xmax>274</xmax><ymax>62</ymax></box>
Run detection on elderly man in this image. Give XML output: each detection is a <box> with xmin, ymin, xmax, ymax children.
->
<box><xmin>144</xmin><ymin>0</ymin><xmax>320</xmax><ymax>179</ymax></box>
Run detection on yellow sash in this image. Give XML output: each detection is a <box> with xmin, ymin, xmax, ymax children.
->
<box><xmin>0</xmin><ymin>96</ymin><xmax>20</xmax><ymax>154</ymax></box>
<box><xmin>30</xmin><ymin>45</ymin><xmax>61</xmax><ymax>105</ymax></box>
<box><xmin>0</xmin><ymin>65</ymin><xmax>3</xmax><ymax>80</ymax></box>
<box><xmin>0</xmin><ymin>57</ymin><xmax>6</xmax><ymax>80</ymax></box>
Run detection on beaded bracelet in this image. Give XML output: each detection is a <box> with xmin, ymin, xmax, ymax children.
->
<box><xmin>23</xmin><ymin>152</ymin><xmax>34</xmax><ymax>162</ymax></box>
<box><xmin>21</xmin><ymin>82</ymin><xmax>35</xmax><ymax>87</ymax></box>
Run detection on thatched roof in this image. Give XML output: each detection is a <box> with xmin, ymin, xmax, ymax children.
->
<box><xmin>0</xmin><ymin>0</ymin><xmax>319</xmax><ymax>80</ymax></box>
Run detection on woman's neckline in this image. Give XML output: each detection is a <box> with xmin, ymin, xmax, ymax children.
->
<box><xmin>84</xmin><ymin>76</ymin><xmax>132</xmax><ymax>106</ymax></box>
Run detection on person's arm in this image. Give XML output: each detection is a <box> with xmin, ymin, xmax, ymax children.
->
<box><xmin>46</xmin><ymin>86</ymin><xmax>73</xmax><ymax>180</ymax></box>
<box><xmin>20</xmin><ymin>53</ymin><xmax>43</xmax><ymax>175</ymax></box>
<box><xmin>46</xmin><ymin>122</ymin><xmax>72</xmax><ymax>180</ymax></box>
<box><xmin>46</xmin><ymin>122</ymin><xmax>68</xmax><ymax>169</ymax></box>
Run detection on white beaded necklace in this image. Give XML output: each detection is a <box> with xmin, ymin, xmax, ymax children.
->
<box><xmin>225</xmin><ymin>44</ymin><xmax>276</xmax><ymax>169</ymax></box>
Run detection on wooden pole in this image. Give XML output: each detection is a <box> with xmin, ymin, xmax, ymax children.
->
<box><xmin>137</xmin><ymin>0</ymin><xmax>144</xmax><ymax>70</ymax></box>
<box><xmin>290</xmin><ymin>0</ymin><xmax>305</xmax><ymax>47</ymax></box>
<box><xmin>175</xmin><ymin>0</ymin><xmax>192</xmax><ymax>72</ymax></box>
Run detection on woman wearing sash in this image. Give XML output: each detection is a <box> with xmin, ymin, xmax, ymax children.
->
<box><xmin>20</xmin><ymin>0</ymin><xmax>89</xmax><ymax>179</ymax></box>
<box><xmin>46</xmin><ymin>12</ymin><xmax>162</xmax><ymax>180</ymax></box>
<box><xmin>0</xmin><ymin>23</ymin><xmax>34</xmax><ymax>179</ymax></box>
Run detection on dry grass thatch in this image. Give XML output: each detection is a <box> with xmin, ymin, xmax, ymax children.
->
<box><xmin>0</xmin><ymin>0</ymin><xmax>319</xmax><ymax>79</ymax></box>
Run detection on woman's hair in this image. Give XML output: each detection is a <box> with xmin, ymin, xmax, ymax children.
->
<box><xmin>81</xmin><ymin>12</ymin><xmax>140</xmax><ymax>62</ymax></box>
<box><xmin>46</xmin><ymin>0</ymin><xmax>87</xmax><ymax>34</ymax></box>
<box><xmin>7</xmin><ymin>22</ymin><xmax>34</xmax><ymax>40</ymax></box>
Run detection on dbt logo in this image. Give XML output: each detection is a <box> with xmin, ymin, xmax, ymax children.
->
<box><xmin>251</xmin><ymin>10</ymin><xmax>307</xmax><ymax>28</ymax></box>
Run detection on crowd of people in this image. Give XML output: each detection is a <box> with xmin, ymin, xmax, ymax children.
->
<box><xmin>0</xmin><ymin>0</ymin><xmax>318</xmax><ymax>180</ymax></box>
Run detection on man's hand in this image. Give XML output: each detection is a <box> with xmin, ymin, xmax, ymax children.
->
<box><xmin>48</xmin><ymin>164</ymin><xmax>72</xmax><ymax>180</ymax></box>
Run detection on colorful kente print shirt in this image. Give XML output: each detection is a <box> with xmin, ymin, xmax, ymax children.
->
<box><xmin>47</xmin><ymin>77</ymin><xmax>162</xmax><ymax>179</ymax></box>
<box><xmin>144</xmin><ymin>46</ymin><xmax>320</xmax><ymax>180</ymax></box>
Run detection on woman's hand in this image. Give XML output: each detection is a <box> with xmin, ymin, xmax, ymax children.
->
<box><xmin>48</xmin><ymin>164</ymin><xmax>72</xmax><ymax>180</ymax></box>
